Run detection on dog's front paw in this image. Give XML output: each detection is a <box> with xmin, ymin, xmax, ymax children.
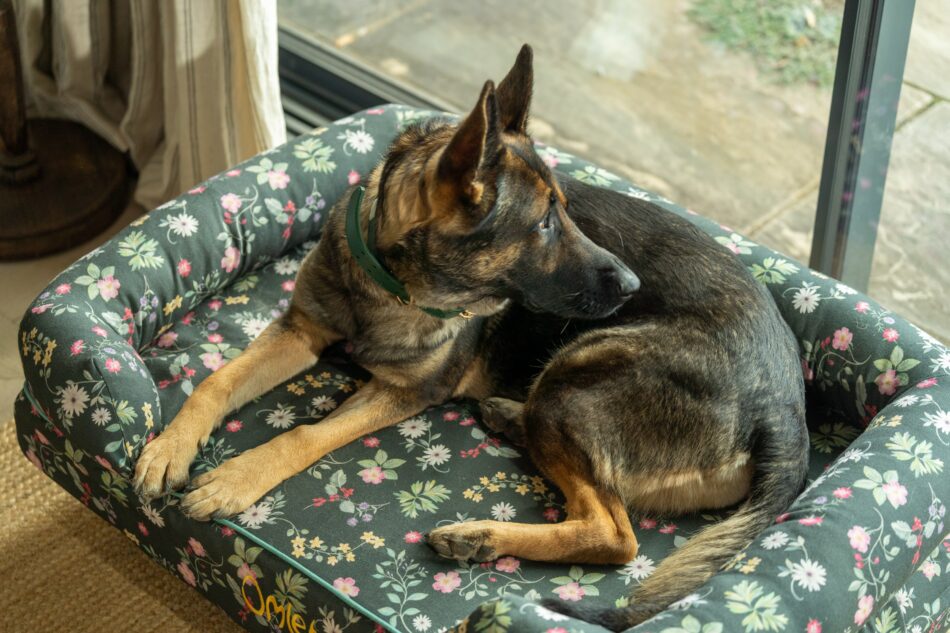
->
<box><xmin>133</xmin><ymin>431</ymin><xmax>197</xmax><ymax>500</ymax></box>
<box><xmin>179</xmin><ymin>456</ymin><xmax>267</xmax><ymax>521</ymax></box>
<box><xmin>427</xmin><ymin>522</ymin><xmax>498</xmax><ymax>562</ymax></box>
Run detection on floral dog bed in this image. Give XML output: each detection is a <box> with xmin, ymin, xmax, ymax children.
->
<box><xmin>15</xmin><ymin>105</ymin><xmax>950</xmax><ymax>633</ymax></box>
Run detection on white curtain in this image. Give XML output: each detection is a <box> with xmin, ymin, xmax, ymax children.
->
<box><xmin>13</xmin><ymin>0</ymin><xmax>287</xmax><ymax>209</ymax></box>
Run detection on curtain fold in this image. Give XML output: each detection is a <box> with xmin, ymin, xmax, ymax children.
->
<box><xmin>13</xmin><ymin>0</ymin><xmax>286</xmax><ymax>209</ymax></box>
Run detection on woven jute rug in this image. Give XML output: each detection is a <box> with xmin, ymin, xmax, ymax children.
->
<box><xmin>0</xmin><ymin>421</ymin><xmax>242</xmax><ymax>632</ymax></box>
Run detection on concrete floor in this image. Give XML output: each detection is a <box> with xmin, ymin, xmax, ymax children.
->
<box><xmin>281</xmin><ymin>0</ymin><xmax>950</xmax><ymax>343</ymax></box>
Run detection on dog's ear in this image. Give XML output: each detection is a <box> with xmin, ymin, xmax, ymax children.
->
<box><xmin>437</xmin><ymin>80</ymin><xmax>501</xmax><ymax>204</ymax></box>
<box><xmin>496</xmin><ymin>44</ymin><xmax>533</xmax><ymax>134</ymax></box>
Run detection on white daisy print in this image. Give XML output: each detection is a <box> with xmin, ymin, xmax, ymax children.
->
<box><xmin>792</xmin><ymin>283</ymin><xmax>821</xmax><ymax>314</ymax></box>
<box><xmin>412</xmin><ymin>614</ymin><xmax>432</xmax><ymax>632</ymax></box>
<box><xmin>619</xmin><ymin>555</ymin><xmax>656</xmax><ymax>583</ymax></box>
<box><xmin>532</xmin><ymin>605</ymin><xmax>569</xmax><ymax>622</ymax></box>
<box><xmin>924</xmin><ymin>410</ymin><xmax>950</xmax><ymax>434</ymax></box>
<box><xmin>894</xmin><ymin>394</ymin><xmax>919</xmax><ymax>408</ymax></box>
<box><xmin>760</xmin><ymin>531</ymin><xmax>790</xmax><ymax>550</ymax></box>
<box><xmin>266</xmin><ymin>406</ymin><xmax>296</xmax><ymax>429</ymax></box>
<box><xmin>91</xmin><ymin>407</ymin><xmax>112</xmax><ymax>426</ymax></box>
<box><xmin>894</xmin><ymin>587</ymin><xmax>914</xmax><ymax>614</ymax></box>
<box><xmin>60</xmin><ymin>384</ymin><xmax>89</xmax><ymax>418</ymax></box>
<box><xmin>786</xmin><ymin>558</ymin><xmax>826</xmax><ymax>592</ymax></box>
<box><xmin>422</xmin><ymin>444</ymin><xmax>451</xmax><ymax>466</ymax></box>
<box><xmin>339</xmin><ymin>129</ymin><xmax>374</xmax><ymax>154</ymax></box>
<box><xmin>490</xmin><ymin>502</ymin><xmax>516</xmax><ymax>521</ymax></box>
<box><xmin>237</xmin><ymin>502</ymin><xmax>272</xmax><ymax>529</ymax></box>
<box><xmin>140</xmin><ymin>505</ymin><xmax>165</xmax><ymax>527</ymax></box>
<box><xmin>311</xmin><ymin>395</ymin><xmax>337</xmax><ymax>413</ymax></box>
<box><xmin>669</xmin><ymin>593</ymin><xmax>707</xmax><ymax>610</ymax></box>
<box><xmin>398</xmin><ymin>417</ymin><xmax>430</xmax><ymax>439</ymax></box>
<box><xmin>167</xmin><ymin>212</ymin><xmax>198</xmax><ymax>237</ymax></box>
<box><xmin>274</xmin><ymin>257</ymin><xmax>300</xmax><ymax>275</ymax></box>
<box><xmin>241</xmin><ymin>317</ymin><xmax>271</xmax><ymax>340</ymax></box>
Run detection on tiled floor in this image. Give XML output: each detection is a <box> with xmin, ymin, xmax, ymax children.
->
<box><xmin>0</xmin><ymin>202</ymin><xmax>143</xmax><ymax>423</ymax></box>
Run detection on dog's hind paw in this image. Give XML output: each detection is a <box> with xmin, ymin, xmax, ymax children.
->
<box><xmin>427</xmin><ymin>523</ymin><xmax>497</xmax><ymax>562</ymax></box>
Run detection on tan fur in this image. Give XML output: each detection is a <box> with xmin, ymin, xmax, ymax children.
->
<box><xmin>132</xmin><ymin>311</ymin><xmax>338</xmax><ymax>498</ymax></box>
<box><xmin>428</xmin><ymin>457</ymin><xmax>638</xmax><ymax>564</ymax></box>
<box><xmin>600</xmin><ymin>454</ymin><xmax>754</xmax><ymax>515</ymax></box>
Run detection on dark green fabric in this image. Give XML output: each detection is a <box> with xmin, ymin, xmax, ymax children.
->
<box><xmin>15</xmin><ymin>105</ymin><xmax>950</xmax><ymax>633</ymax></box>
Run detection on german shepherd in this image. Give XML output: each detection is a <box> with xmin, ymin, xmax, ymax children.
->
<box><xmin>133</xmin><ymin>45</ymin><xmax>808</xmax><ymax>628</ymax></box>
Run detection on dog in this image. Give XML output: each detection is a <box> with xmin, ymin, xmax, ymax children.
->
<box><xmin>133</xmin><ymin>45</ymin><xmax>808</xmax><ymax>629</ymax></box>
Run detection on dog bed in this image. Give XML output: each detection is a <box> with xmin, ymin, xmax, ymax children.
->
<box><xmin>14</xmin><ymin>105</ymin><xmax>950</xmax><ymax>633</ymax></box>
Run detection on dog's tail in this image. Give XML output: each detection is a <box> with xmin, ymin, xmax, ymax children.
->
<box><xmin>544</xmin><ymin>408</ymin><xmax>808</xmax><ymax>631</ymax></box>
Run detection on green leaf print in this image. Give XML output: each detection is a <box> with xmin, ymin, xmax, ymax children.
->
<box><xmin>117</xmin><ymin>230</ymin><xmax>164</xmax><ymax>270</ymax></box>
<box><xmin>294</xmin><ymin>138</ymin><xmax>337</xmax><ymax>173</ymax></box>
<box><xmin>395</xmin><ymin>480</ymin><xmax>451</xmax><ymax>518</ymax></box>
<box><xmin>660</xmin><ymin>615</ymin><xmax>724</xmax><ymax>633</ymax></box>
<box><xmin>724</xmin><ymin>580</ymin><xmax>789</xmax><ymax>632</ymax></box>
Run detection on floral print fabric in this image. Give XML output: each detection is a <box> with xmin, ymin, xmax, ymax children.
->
<box><xmin>15</xmin><ymin>105</ymin><xmax>950</xmax><ymax>633</ymax></box>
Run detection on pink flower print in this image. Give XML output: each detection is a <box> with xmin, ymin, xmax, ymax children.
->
<box><xmin>921</xmin><ymin>559</ymin><xmax>939</xmax><ymax>580</ymax></box>
<box><xmin>208</xmin><ymin>299</ymin><xmax>223</xmax><ymax>311</ymax></box>
<box><xmin>362</xmin><ymin>436</ymin><xmax>380</xmax><ymax>447</ymax></box>
<box><xmin>553</xmin><ymin>582</ymin><xmax>585</xmax><ymax>601</ymax></box>
<box><xmin>882</xmin><ymin>481</ymin><xmax>908</xmax><ymax>507</ymax></box>
<box><xmin>366</xmin><ymin>107</ymin><xmax>385</xmax><ymax>115</ymax></box>
<box><xmin>833</xmin><ymin>487</ymin><xmax>853</xmax><ymax>499</ymax></box>
<box><xmin>267</xmin><ymin>170</ymin><xmax>290</xmax><ymax>189</ymax></box>
<box><xmin>236</xmin><ymin>562</ymin><xmax>255</xmax><ymax>581</ymax></box>
<box><xmin>798</xmin><ymin>516</ymin><xmax>823</xmax><ymax>526</ymax></box>
<box><xmin>659</xmin><ymin>523</ymin><xmax>677</xmax><ymax>534</ymax></box>
<box><xmin>25</xmin><ymin>448</ymin><xmax>43</xmax><ymax>471</ymax></box>
<box><xmin>138</xmin><ymin>522</ymin><xmax>149</xmax><ymax>536</ymax></box>
<box><xmin>882</xmin><ymin>328</ymin><xmax>900</xmax><ymax>342</ymax></box>
<box><xmin>459</xmin><ymin>416</ymin><xmax>475</xmax><ymax>426</ymax></box>
<box><xmin>832</xmin><ymin>327</ymin><xmax>853</xmax><ymax>351</ymax></box>
<box><xmin>348</xmin><ymin>170</ymin><xmax>361</xmax><ymax>185</ymax></box>
<box><xmin>724</xmin><ymin>241</ymin><xmax>741</xmax><ymax>255</ymax></box>
<box><xmin>97</xmin><ymin>275</ymin><xmax>121</xmax><ymax>300</ymax></box>
<box><xmin>200</xmin><ymin>351</ymin><xmax>226</xmax><ymax>371</ymax></box>
<box><xmin>359</xmin><ymin>466</ymin><xmax>385</xmax><ymax>484</ymax></box>
<box><xmin>105</xmin><ymin>358</ymin><xmax>121</xmax><ymax>373</ymax></box>
<box><xmin>875</xmin><ymin>369</ymin><xmax>899</xmax><ymax>396</ymax></box>
<box><xmin>221</xmin><ymin>246</ymin><xmax>241</xmax><ymax>273</ymax></box>
<box><xmin>31</xmin><ymin>304</ymin><xmax>51</xmax><ymax>314</ymax></box>
<box><xmin>443</xmin><ymin>411</ymin><xmax>460</xmax><ymax>422</ymax></box>
<box><xmin>92</xmin><ymin>325</ymin><xmax>108</xmax><ymax>337</ymax></box>
<box><xmin>495</xmin><ymin>557</ymin><xmax>520</xmax><ymax>573</ymax></box>
<box><xmin>547</xmin><ymin>629</ymin><xmax>567</xmax><ymax>633</ymax></box>
<box><xmin>157</xmin><ymin>332</ymin><xmax>178</xmax><ymax>348</ymax></box>
<box><xmin>177</xmin><ymin>259</ymin><xmax>192</xmax><ymax>277</ymax></box>
<box><xmin>207</xmin><ymin>333</ymin><xmax>223</xmax><ymax>344</ymax></box>
<box><xmin>854</xmin><ymin>595</ymin><xmax>874</xmax><ymax>626</ymax></box>
<box><xmin>333</xmin><ymin>577</ymin><xmax>360</xmax><ymax>596</ymax></box>
<box><xmin>543</xmin><ymin>507</ymin><xmax>560</xmax><ymax>522</ymax></box>
<box><xmin>848</xmin><ymin>526</ymin><xmax>871</xmax><ymax>553</ymax></box>
<box><xmin>226</xmin><ymin>420</ymin><xmax>243</xmax><ymax>432</ymax></box>
<box><xmin>404</xmin><ymin>531</ymin><xmax>423</xmax><ymax>544</ymax></box>
<box><xmin>226</xmin><ymin>169</ymin><xmax>241</xmax><ymax>177</ymax></box>
<box><xmin>189</xmin><ymin>185</ymin><xmax>206</xmax><ymax>194</ymax></box>
<box><xmin>220</xmin><ymin>193</ymin><xmax>242</xmax><ymax>213</ymax></box>
<box><xmin>188</xmin><ymin>537</ymin><xmax>206</xmax><ymax>557</ymax></box>
<box><xmin>806</xmin><ymin>620</ymin><xmax>821</xmax><ymax>633</ymax></box>
<box><xmin>177</xmin><ymin>561</ymin><xmax>197</xmax><ymax>587</ymax></box>
<box><xmin>282</xmin><ymin>280</ymin><xmax>296</xmax><ymax>292</ymax></box>
<box><xmin>432</xmin><ymin>571</ymin><xmax>461</xmax><ymax>593</ymax></box>
<box><xmin>918</xmin><ymin>377</ymin><xmax>938</xmax><ymax>388</ymax></box>
<box><xmin>70</xmin><ymin>340</ymin><xmax>85</xmax><ymax>356</ymax></box>
<box><xmin>855</xmin><ymin>301</ymin><xmax>870</xmax><ymax>313</ymax></box>
<box><xmin>55</xmin><ymin>283</ymin><xmax>71</xmax><ymax>295</ymax></box>
<box><xmin>639</xmin><ymin>518</ymin><xmax>658</xmax><ymax>529</ymax></box>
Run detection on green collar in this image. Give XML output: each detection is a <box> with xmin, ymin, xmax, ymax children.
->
<box><xmin>345</xmin><ymin>186</ymin><xmax>473</xmax><ymax>320</ymax></box>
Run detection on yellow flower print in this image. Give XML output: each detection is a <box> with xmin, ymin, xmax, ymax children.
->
<box><xmin>143</xmin><ymin>403</ymin><xmax>154</xmax><ymax>429</ymax></box>
<box><xmin>327</xmin><ymin>556</ymin><xmax>338</xmax><ymax>566</ymax></box>
<box><xmin>473</xmin><ymin>493</ymin><xmax>483</xmax><ymax>502</ymax></box>
<box><xmin>740</xmin><ymin>557</ymin><xmax>761</xmax><ymax>574</ymax></box>
<box><xmin>487</xmin><ymin>484</ymin><xmax>500</xmax><ymax>493</ymax></box>
<box><xmin>225</xmin><ymin>295</ymin><xmax>249</xmax><ymax>305</ymax></box>
<box><xmin>361</xmin><ymin>531</ymin><xmax>385</xmax><ymax>548</ymax></box>
<box><xmin>495</xmin><ymin>472</ymin><xmax>507</xmax><ymax>480</ymax></box>
<box><xmin>292</xmin><ymin>545</ymin><xmax>305</xmax><ymax>558</ymax></box>
<box><xmin>463</xmin><ymin>489</ymin><xmax>474</xmax><ymax>499</ymax></box>
<box><xmin>479</xmin><ymin>476</ymin><xmax>490</xmax><ymax>486</ymax></box>
<box><xmin>309</xmin><ymin>536</ymin><xmax>324</xmax><ymax>549</ymax></box>
<box><xmin>287</xmin><ymin>384</ymin><xmax>305</xmax><ymax>395</ymax></box>
<box><xmin>320</xmin><ymin>371</ymin><xmax>331</xmax><ymax>379</ymax></box>
<box><xmin>515</xmin><ymin>484</ymin><xmax>529</xmax><ymax>495</ymax></box>
<box><xmin>338</xmin><ymin>543</ymin><xmax>351</xmax><ymax>553</ymax></box>
<box><xmin>163</xmin><ymin>295</ymin><xmax>183</xmax><ymax>316</ymax></box>
<box><xmin>291</xmin><ymin>536</ymin><xmax>306</xmax><ymax>549</ymax></box>
<box><xmin>345</xmin><ymin>552</ymin><xmax>355</xmax><ymax>562</ymax></box>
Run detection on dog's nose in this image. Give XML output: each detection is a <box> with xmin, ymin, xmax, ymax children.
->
<box><xmin>601</xmin><ymin>266</ymin><xmax>640</xmax><ymax>298</ymax></box>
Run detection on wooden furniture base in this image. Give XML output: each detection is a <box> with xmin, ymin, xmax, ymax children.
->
<box><xmin>0</xmin><ymin>118</ymin><xmax>129</xmax><ymax>260</ymax></box>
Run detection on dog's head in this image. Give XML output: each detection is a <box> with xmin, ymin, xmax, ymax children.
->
<box><xmin>373</xmin><ymin>44</ymin><xmax>639</xmax><ymax>319</ymax></box>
